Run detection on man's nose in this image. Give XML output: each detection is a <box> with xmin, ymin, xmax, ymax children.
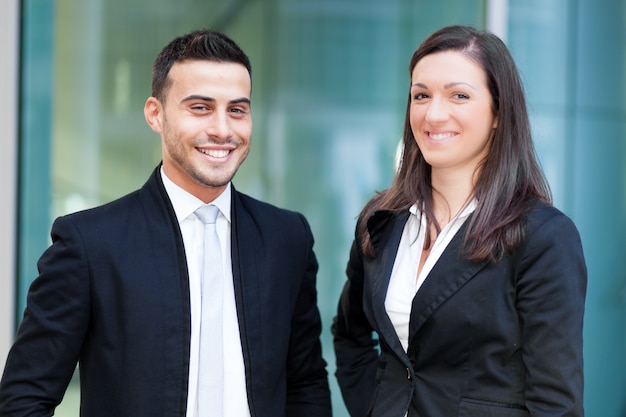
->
<box><xmin>207</xmin><ymin>112</ymin><xmax>232</xmax><ymax>139</ymax></box>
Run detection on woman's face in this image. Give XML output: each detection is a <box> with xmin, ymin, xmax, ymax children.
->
<box><xmin>409</xmin><ymin>50</ymin><xmax>497</xmax><ymax>176</ymax></box>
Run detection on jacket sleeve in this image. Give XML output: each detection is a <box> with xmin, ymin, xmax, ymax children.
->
<box><xmin>516</xmin><ymin>210</ymin><xmax>587</xmax><ymax>416</ymax></box>
<box><xmin>285</xmin><ymin>213</ymin><xmax>332</xmax><ymax>417</ymax></box>
<box><xmin>332</xmin><ymin>236</ymin><xmax>380</xmax><ymax>417</ymax></box>
<box><xmin>0</xmin><ymin>216</ymin><xmax>90</xmax><ymax>416</ymax></box>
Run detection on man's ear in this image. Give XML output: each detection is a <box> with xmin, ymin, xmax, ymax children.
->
<box><xmin>144</xmin><ymin>97</ymin><xmax>163</xmax><ymax>133</ymax></box>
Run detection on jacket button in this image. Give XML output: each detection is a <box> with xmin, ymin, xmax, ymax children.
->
<box><xmin>407</xmin><ymin>368</ymin><xmax>412</xmax><ymax>380</ymax></box>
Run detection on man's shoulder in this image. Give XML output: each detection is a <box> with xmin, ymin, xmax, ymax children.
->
<box><xmin>63</xmin><ymin>168</ymin><xmax>163</xmax><ymax>222</ymax></box>
<box><xmin>235</xmin><ymin>189</ymin><xmax>300</xmax><ymax>217</ymax></box>
<box><xmin>63</xmin><ymin>188</ymin><xmax>144</xmax><ymax>221</ymax></box>
<box><xmin>233</xmin><ymin>189</ymin><xmax>310</xmax><ymax>231</ymax></box>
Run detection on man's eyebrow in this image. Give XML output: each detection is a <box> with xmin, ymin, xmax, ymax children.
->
<box><xmin>230</xmin><ymin>97</ymin><xmax>251</xmax><ymax>105</ymax></box>
<box><xmin>180</xmin><ymin>95</ymin><xmax>251</xmax><ymax>105</ymax></box>
<box><xmin>181</xmin><ymin>94</ymin><xmax>215</xmax><ymax>103</ymax></box>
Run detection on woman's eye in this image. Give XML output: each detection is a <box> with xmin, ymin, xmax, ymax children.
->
<box><xmin>413</xmin><ymin>93</ymin><xmax>428</xmax><ymax>101</ymax></box>
<box><xmin>453</xmin><ymin>93</ymin><xmax>470</xmax><ymax>100</ymax></box>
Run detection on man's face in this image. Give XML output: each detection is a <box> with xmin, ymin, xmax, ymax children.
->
<box><xmin>145</xmin><ymin>60</ymin><xmax>252</xmax><ymax>202</ymax></box>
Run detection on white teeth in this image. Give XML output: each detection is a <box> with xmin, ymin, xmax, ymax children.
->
<box><xmin>201</xmin><ymin>149</ymin><xmax>229</xmax><ymax>158</ymax></box>
<box><xmin>430</xmin><ymin>132</ymin><xmax>455</xmax><ymax>140</ymax></box>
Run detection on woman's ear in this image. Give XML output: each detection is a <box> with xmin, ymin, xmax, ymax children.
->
<box><xmin>144</xmin><ymin>97</ymin><xmax>163</xmax><ymax>133</ymax></box>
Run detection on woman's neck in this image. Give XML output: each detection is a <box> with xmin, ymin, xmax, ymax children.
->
<box><xmin>431</xmin><ymin>167</ymin><xmax>475</xmax><ymax>225</ymax></box>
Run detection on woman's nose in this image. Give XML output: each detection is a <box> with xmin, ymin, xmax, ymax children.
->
<box><xmin>425</xmin><ymin>98</ymin><xmax>449</xmax><ymax>123</ymax></box>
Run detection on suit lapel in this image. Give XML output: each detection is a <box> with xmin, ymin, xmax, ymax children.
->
<box><xmin>229</xmin><ymin>190</ymin><xmax>264</xmax><ymax>375</ymax></box>
<box><xmin>407</xmin><ymin>219</ymin><xmax>489</xmax><ymax>343</ymax></box>
<box><xmin>365</xmin><ymin>210</ymin><xmax>411</xmax><ymax>360</ymax></box>
<box><xmin>139</xmin><ymin>166</ymin><xmax>192</xmax><ymax>411</ymax></box>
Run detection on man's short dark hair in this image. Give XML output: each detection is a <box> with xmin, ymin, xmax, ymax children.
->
<box><xmin>151</xmin><ymin>29</ymin><xmax>251</xmax><ymax>102</ymax></box>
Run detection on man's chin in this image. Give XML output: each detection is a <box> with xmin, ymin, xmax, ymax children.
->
<box><xmin>194</xmin><ymin>171</ymin><xmax>236</xmax><ymax>189</ymax></box>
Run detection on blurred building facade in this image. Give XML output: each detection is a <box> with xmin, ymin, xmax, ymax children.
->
<box><xmin>1</xmin><ymin>0</ymin><xmax>624</xmax><ymax>415</ymax></box>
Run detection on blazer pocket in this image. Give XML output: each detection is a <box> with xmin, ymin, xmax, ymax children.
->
<box><xmin>458</xmin><ymin>398</ymin><xmax>530</xmax><ymax>417</ymax></box>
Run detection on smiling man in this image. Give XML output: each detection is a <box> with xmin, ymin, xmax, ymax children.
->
<box><xmin>0</xmin><ymin>29</ymin><xmax>332</xmax><ymax>417</ymax></box>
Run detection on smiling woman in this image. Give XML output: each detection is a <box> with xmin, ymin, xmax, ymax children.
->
<box><xmin>332</xmin><ymin>25</ymin><xmax>586</xmax><ymax>417</ymax></box>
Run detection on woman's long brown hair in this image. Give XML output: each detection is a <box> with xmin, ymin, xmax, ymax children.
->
<box><xmin>358</xmin><ymin>25</ymin><xmax>551</xmax><ymax>263</ymax></box>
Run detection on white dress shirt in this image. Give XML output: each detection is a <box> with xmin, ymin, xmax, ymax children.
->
<box><xmin>385</xmin><ymin>201</ymin><xmax>476</xmax><ymax>352</ymax></box>
<box><xmin>160</xmin><ymin>168</ymin><xmax>251</xmax><ymax>417</ymax></box>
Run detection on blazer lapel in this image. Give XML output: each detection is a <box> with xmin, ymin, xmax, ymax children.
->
<box><xmin>364</xmin><ymin>210</ymin><xmax>411</xmax><ymax>361</ymax></box>
<box><xmin>229</xmin><ymin>190</ymin><xmax>264</xmax><ymax>375</ymax></box>
<box><xmin>138</xmin><ymin>166</ymin><xmax>192</xmax><ymax>411</ymax></box>
<box><xmin>407</xmin><ymin>219</ymin><xmax>489</xmax><ymax>343</ymax></box>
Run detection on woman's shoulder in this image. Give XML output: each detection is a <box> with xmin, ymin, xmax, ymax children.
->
<box><xmin>526</xmin><ymin>199</ymin><xmax>568</xmax><ymax>222</ymax></box>
<box><xmin>524</xmin><ymin>200</ymin><xmax>581</xmax><ymax>242</ymax></box>
<box><xmin>525</xmin><ymin>199</ymin><xmax>558</xmax><ymax>220</ymax></box>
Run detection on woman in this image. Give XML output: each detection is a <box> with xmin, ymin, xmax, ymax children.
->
<box><xmin>332</xmin><ymin>25</ymin><xmax>586</xmax><ymax>417</ymax></box>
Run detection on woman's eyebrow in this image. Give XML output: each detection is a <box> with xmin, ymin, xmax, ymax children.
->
<box><xmin>411</xmin><ymin>81</ymin><xmax>476</xmax><ymax>90</ymax></box>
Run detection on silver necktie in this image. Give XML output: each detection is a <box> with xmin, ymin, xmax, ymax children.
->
<box><xmin>195</xmin><ymin>204</ymin><xmax>223</xmax><ymax>416</ymax></box>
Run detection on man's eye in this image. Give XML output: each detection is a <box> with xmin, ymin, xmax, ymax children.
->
<box><xmin>230</xmin><ymin>108</ymin><xmax>248</xmax><ymax>115</ymax></box>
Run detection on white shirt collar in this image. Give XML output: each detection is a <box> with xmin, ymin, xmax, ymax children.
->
<box><xmin>160</xmin><ymin>166</ymin><xmax>232</xmax><ymax>224</ymax></box>
<box><xmin>407</xmin><ymin>199</ymin><xmax>477</xmax><ymax>245</ymax></box>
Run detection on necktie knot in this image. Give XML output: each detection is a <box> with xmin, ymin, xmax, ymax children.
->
<box><xmin>196</xmin><ymin>204</ymin><xmax>219</xmax><ymax>225</ymax></box>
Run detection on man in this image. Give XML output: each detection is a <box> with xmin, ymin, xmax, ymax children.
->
<box><xmin>0</xmin><ymin>29</ymin><xmax>332</xmax><ymax>417</ymax></box>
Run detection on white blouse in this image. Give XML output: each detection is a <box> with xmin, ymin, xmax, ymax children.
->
<box><xmin>384</xmin><ymin>201</ymin><xmax>476</xmax><ymax>352</ymax></box>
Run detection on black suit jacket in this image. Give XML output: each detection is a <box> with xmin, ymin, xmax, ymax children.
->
<box><xmin>333</xmin><ymin>201</ymin><xmax>586</xmax><ymax>417</ymax></box>
<box><xmin>0</xmin><ymin>166</ymin><xmax>331</xmax><ymax>417</ymax></box>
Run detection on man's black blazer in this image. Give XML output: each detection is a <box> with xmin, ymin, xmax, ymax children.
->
<box><xmin>0</xmin><ymin>166</ymin><xmax>331</xmax><ymax>417</ymax></box>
